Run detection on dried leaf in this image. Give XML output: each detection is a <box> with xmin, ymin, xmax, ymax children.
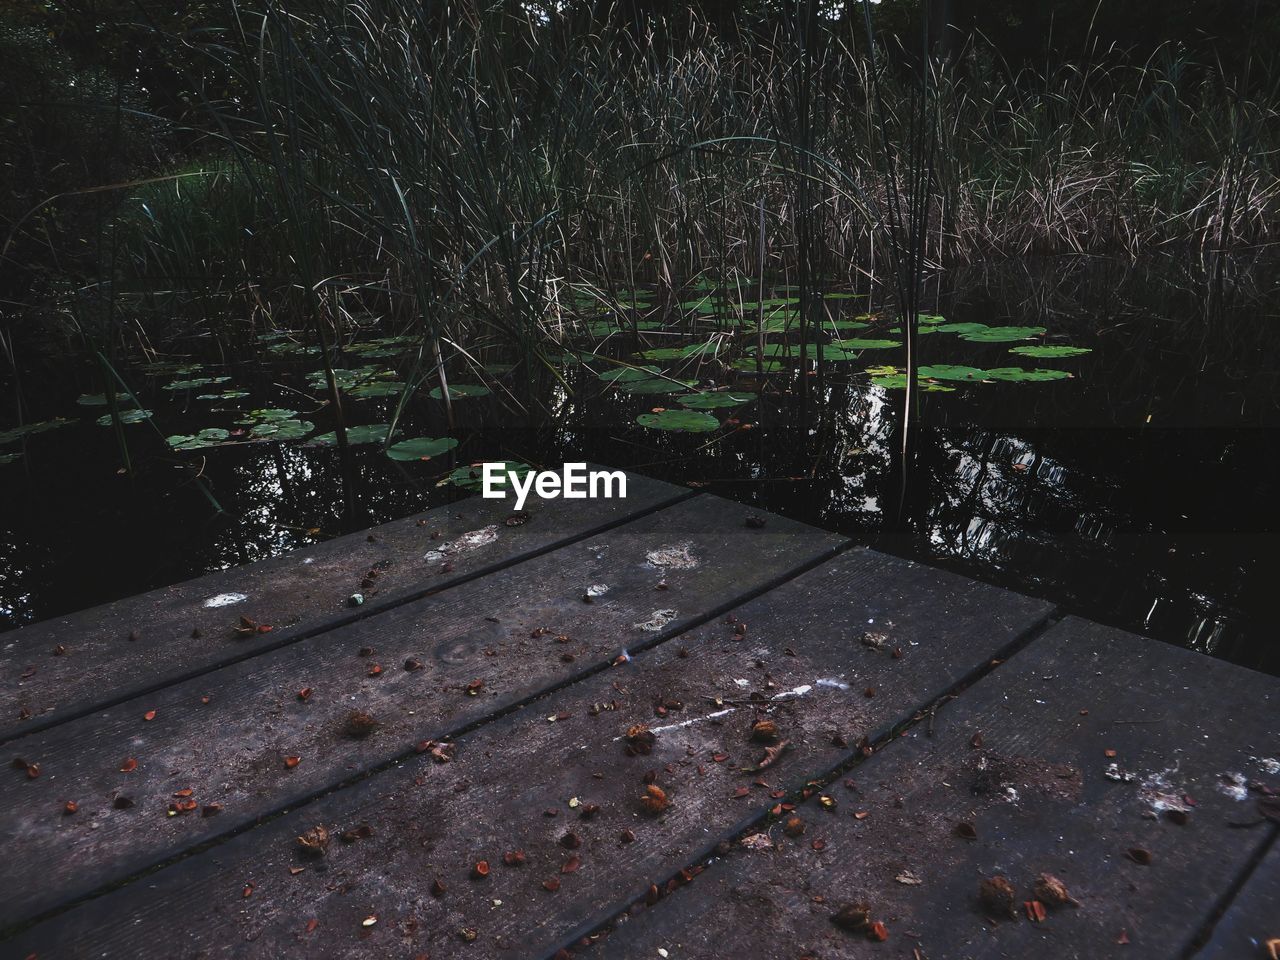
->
<box><xmin>561</xmin><ymin>856</ymin><xmax>581</xmax><ymax>874</ymax></box>
<box><xmin>747</xmin><ymin>740</ymin><xmax>791</xmax><ymax>772</ymax></box>
<box><xmin>640</xmin><ymin>784</ymin><xmax>669</xmax><ymax>814</ymax></box>
<box><xmin>284</xmin><ymin>755</ymin><xmax>301</xmax><ymax>768</ymax></box>
<box><xmin>143</xmin><ymin>710</ymin><xmax>157</xmax><ymax>722</ymax></box>
<box><xmin>120</xmin><ymin>757</ymin><xmax>138</xmax><ymax>773</ymax></box>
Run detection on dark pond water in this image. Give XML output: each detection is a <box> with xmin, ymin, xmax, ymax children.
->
<box><xmin>3</xmin><ymin>254</ymin><xmax>1278</xmax><ymax>674</ymax></box>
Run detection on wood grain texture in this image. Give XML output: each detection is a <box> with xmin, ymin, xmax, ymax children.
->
<box><xmin>0</xmin><ymin>469</ymin><xmax>686</xmax><ymax>742</ymax></box>
<box><xmin>0</xmin><ymin>494</ymin><xmax>843</xmax><ymax>929</ymax></box>
<box><xmin>1</xmin><ymin>548</ymin><xmax>1052</xmax><ymax>958</ymax></box>
<box><xmin>596</xmin><ymin>617</ymin><xmax>1280</xmax><ymax>960</ymax></box>
<box><xmin>1197</xmin><ymin>839</ymin><xmax>1280</xmax><ymax>959</ymax></box>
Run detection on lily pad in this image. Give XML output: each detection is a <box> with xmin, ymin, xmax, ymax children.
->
<box><xmin>597</xmin><ymin>365</ymin><xmax>660</xmax><ymax>383</ymax></box>
<box><xmin>164</xmin><ymin>376</ymin><xmax>230</xmax><ymax>391</ymax></box>
<box><xmin>917</xmin><ymin>364</ymin><xmax>987</xmax><ymax>381</ymax></box>
<box><xmin>679</xmin><ymin>392</ymin><xmax>755</xmax><ymax>410</ymax></box>
<box><xmin>386</xmin><ymin>437</ymin><xmax>459</xmax><ymax>461</ymax></box>
<box><xmin>167</xmin><ymin>428</ymin><xmax>231</xmax><ymax>451</ymax></box>
<box><xmin>833</xmin><ymin>338</ymin><xmax>902</xmax><ymax>350</ymax></box>
<box><xmin>197</xmin><ymin>389</ymin><xmax>250</xmax><ymax>401</ymax></box>
<box><xmin>311</xmin><ymin>424</ymin><xmax>399</xmax><ymax>445</ymax></box>
<box><xmin>1</xmin><ymin>418</ymin><xmax>73</xmax><ymax>444</ymax></box>
<box><xmin>730</xmin><ymin>358</ymin><xmax>786</xmax><ymax>373</ymax></box>
<box><xmin>0</xmin><ymin>452</ymin><xmax>22</xmax><ymax>465</ymax></box>
<box><xmin>236</xmin><ymin>408</ymin><xmax>298</xmax><ymax>425</ymax></box>
<box><xmin>349</xmin><ymin>381</ymin><xmax>407</xmax><ymax>399</ymax></box>
<box><xmin>933</xmin><ymin>322</ymin><xmax>990</xmax><ymax>335</ymax></box>
<box><xmin>959</xmin><ymin>326</ymin><xmax>1047</xmax><ymax>343</ymax></box>
<box><xmin>445</xmin><ymin>461</ymin><xmax>533</xmax><ymax>491</ymax></box>
<box><xmin>619</xmin><ymin>378</ymin><xmax>696</xmax><ymax>395</ymax></box>
<box><xmin>249</xmin><ymin>419</ymin><xmax>313</xmax><ymax>440</ymax></box>
<box><xmin>639</xmin><ymin>341</ymin><xmax>719</xmax><ymax>361</ymax></box>
<box><xmin>429</xmin><ymin>384</ymin><xmax>491</xmax><ymax>400</ymax></box>
<box><xmin>870</xmin><ymin>374</ymin><xmax>956</xmax><ymax>392</ymax></box>
<box><xmin>1009</xmin><ymin>345</ymin><xmax>1092</xmax><ymax>358</ymax></box>
<box><xmin>636</xmin><ymin>410</ymin><xmax>720</xmax><ymax>433</ymax></box>
<box><xmin>96</xmin><ymin>409</ymin><xmax>152</xmax><ymax>426</ymax></box>
<box><xmin>982</xmin><ymin>367</ymin><xmax>1072</xmax><ymax>382</ymax></box>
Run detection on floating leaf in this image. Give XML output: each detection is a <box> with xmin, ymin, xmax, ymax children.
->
<box><xmin>197</xmin><ymin>389</ymin><xmax>249</xmax><ymax>401</ymax></box>
<box><xmin>1</xmin><ymin>418</ymin><xmax>73</xmax><ymax>444</ymax></box>
<box><xmin>636</xmin><ymin>410</ymin><xmax>720</xmax><ymax>433</ymax></box>
<box><xmin>0</xmin><ymin>452</ymin><xmax>22</xmax><ymax>465</ymax></box>
<box><xmin>96</xmin><ymin>409</ymin><xmax>152</xmax><ymax>427</ymax></box>
<box><xmin>428</xmin><ymin>384</ymin><xmax>491</xmax><ymax>400</ymax></box>
<box><xmin>639</xmin><ymin>341</ymin><xmax>718</xmax><ymax>361</ymax></box>
<box><xmin>444</xmin><ymin>461</ymin><xmax>533</xmax><ymax>491</ymax></box>
<box><xmin>311</xmin><ymin>424</ymin><xmax>399</xmax><ymax>446</ymax></box>
<box><xmin>1009</xmin><ymin>345</ymin><xmax>1092</xmax><ymax>358</ymax></box>
<box><xmin>236</xmin><ymin>408</ymin><xmax>297</xmax><ymax>425</ymax></box>
<box><xmin>917</xmin><ymin>364</ymin><xmax>987</xmax><ymax>381</ymax></box>
<box><xmin>982</xmin><ymin>367</ymin><xmax>1072</xmax><ymax>382</ymax></box>
<box><xmin>619</xmin><ymin>378</ymin><xmax>696</xmax><ymax>395</ymax></box>
<box><xmin>596</xmin><ymin>365</ymin><xmax>660</xmax><ymax>383</ymax></box>
<box><xmin>349</xmin><ymin>381</ymin><xmax>406</xmax><ymax>399</ymax></box>
<box><xmin>386</xmin><ymin>437</ymin><xmax>459</xmax><ymax>461</ymax></box>
<box><xmin>833</xmin><ymin>338</ymin><xmax>902</xmax><ymax>351</ymax></box>
<box><xmin>250</xmin><ymin>419</ymin><xmax>313</xmax><ymax>440</ymax></box>
<box><xmin>679</xmin><ymin>392</ymin><xmax>755</xmax><ymax>410</ymax></box>
<box><xmin>932</xmin><ymin>322</ymin><xmax>990</xmax><ymax>335</ymax></box>
<box><xmin>730</xmin><ymin>358</ymin><xmax>786</xmax><ymax>373</ymax></box>
<box><xmin>167</xmin><ymin>428</ymin><xmax>231</xmax><ymax>451</ymax></box>
<box><xmin>164</xmin><ymin>376</ymin><xmax>229</xmax><ymax>391</ymax></box>
<box><xmin>959</xmin><ymin>326</ymin><xmax>1047</xmax><ymax>343</ymax></box>
<box><xmin>869</xmin><ymin>374</ymin><xmax>955</xmax><ymax>392</ymax></box>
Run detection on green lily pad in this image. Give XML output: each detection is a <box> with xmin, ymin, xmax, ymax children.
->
<box><xmin>428</xmin><ymin>384</ymin><xmax>491</xmax><ymax>400</ymax></box>
<box><xmin>386</xmin><ymin>437</ymin><xmax>459</xmax><ymax>461</ymax></box>
<box><xmin>959</xmin><ymin>326</ymin><xmax>1047</xmax><ymax>343</ymax></box>
<box><xmin>821</xmin><ymin>291</ymin><xmax>866</xmax><ymax>300</ymax></box>
<box><xmin>250</xmin><ymin>419</ymin><xmax>313</xmax><ymax>440</ymax></box>
<box><xmin>96</xmin><ymin>409</ymin><xmax>152</xmax><ymax>426</ymax></box>
<box><xmin>237</xmin><ymin>408</ymin><xmax>298</xmax><ymax>425</ymax></box>
<box><xmin>730</xmin><ymin>358</ymin><xmax>786</xmax><ymax>373</ymax></box>
<box><xmin>639</xmin><ymin>341</ymin><xmax>719</xmax><ymax>361</ymax></box>
<box><xmin>164</xmin><ymin>376</ymin><xmax>230</xmax><ymax>391</ymax></box>
<box><xmin>167</xmin><ymin>428</ymin><xmax>231</xmax><ymax>451</ymax></box>
<box><xmin>1008</xmin><ymin>345</ymin><xmax>1092</xmax><ymax>358</ymax></box>
<box><xmin>349</xmin><ymin>381</ymin><xmax>406</xmax><ymax>399</ymax></box>
<box><xmin>1</xmin><ymin>418</ymin><xmax>73</xmax><ymax>444</ymax></box>
<box><xmin>636</xmin><ymin>410</ymin><xmax>720</xmax><ymax>433</ymax></box>
<box><xmin>833</xmin><ymin>338</ymin><xmax>902</xmax><ymax>350</ymax></box>
<box><xmin>619</xmin><ymin>378</ymin><xmax>696</xmax><ymax>395</ymax></box>
<box><xmin>679</xmin><ymin>392</ymin><xmax>755</xmax><ymax>409</ymax></box>
<box><xmin>197</xmin><ymin>389</ymin><xmax>250</xmax><ymax>401</ymax></box>
<box><xmin>445</xmin><ymin>461</ymin><xmax>533</xmax><ymax>491</ymax></box>
<box><xmin>982</xmin><ymin>367</ymin><xmax>1072</xmax><ymax>382</ymax></box>
<box><xmin>870</xmin><ymin>374</ymin><xmax>956</xmax><ymax>392</ymax></box>
<box><xmin>932</xmin><ymin>322</ymin><xmax>990</xmax><ymax>335</ymax></box>
<box><xmin>311</xmin><ymin>424</ymin><xmax>399</xmax><ymax>445</ymax></box>
<box><xmin>0</xmin><ymin>452</ymin><xmax>22</xmax><ymax>465</ymax></box>
<box><xmin>597</xmin><ymin>365</ymin><xmax>660</xmax><ymax>383</ymax></box>
<box><xmin>917</xmin><ymin>364</ymin><xmax>987</xmax><ymax>381</ymax></box>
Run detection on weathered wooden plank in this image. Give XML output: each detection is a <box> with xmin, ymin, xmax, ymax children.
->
<box><xmin>595</xmin><ymin>617</ymin><xmax>1280</xmax><ymax>960</ymax></box>
<box><xmin>0</xmin><ymin>494</ymin><xmax>845</xmax><ymax>929</ymax></box>
<box><xmin>1197</xmin><ymin>838</ymin><xmax>1280</xmax><ymax>958</ymax></box>
<box><xmin>1</xmin><ymin>548</ymin><xmax>1053</xmax><ymax>957</ymax></box>
<box><xmin>0</xmin><ymin>468</ymin><xmax>686</xmax><ymax>742</ymax></box>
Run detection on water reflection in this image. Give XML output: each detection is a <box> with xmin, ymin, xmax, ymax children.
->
<box><xmin>1</xmin><ymin>254</ymin><xmax>1276</xmax><ymax>675</ymax></box>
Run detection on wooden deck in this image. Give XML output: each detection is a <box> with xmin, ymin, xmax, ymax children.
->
<box><xmin>1</xmin><ymin>467</ymin><xmax>1276</xmax><ymax>960</ymax></box>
